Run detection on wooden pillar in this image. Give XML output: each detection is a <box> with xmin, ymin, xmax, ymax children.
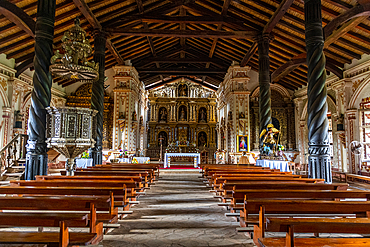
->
<box><xmin>258</xmin><ymin>34</ymin><xmax>272</xmax><ymax>149</ymax></box>
<box><xmin>25</xmin><ymin>0</ymin><xmax>56</xmax><ymax>180</ymax></box>
<box><xmin>305</xmin><ymin>0</ymin><xmax>331</xmax><ymax>183</ymax></box>
<box><xmin>89</xmin><ymin>30</ymin><xmax>107</xmax><ymax>166</ymax></box>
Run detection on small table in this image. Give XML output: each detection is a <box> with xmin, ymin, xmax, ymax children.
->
<box><xmin>256</xmin><ymin>159</ymin><xmax>290</xmax><ymax>172</ymax></box>
<box><xmin>164</xmin><ymin>153</ymin><xmax>200</xmax><ymax>168</ymax></box>
<box><xmin>76</xmin><ymin>158</ymin><xmax>93</xmax><ymax>168</ymax></box>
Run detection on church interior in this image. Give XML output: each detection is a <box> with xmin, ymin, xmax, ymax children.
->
<box><xmin>0</xmin><ymin>0</ymin><xmax>370</xmax><ymax>246</ymax></box>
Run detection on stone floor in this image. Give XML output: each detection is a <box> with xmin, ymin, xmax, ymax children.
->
<box><xmin>102</xmin><ymin>169</ymin><xmax>255</xmax><ymax>247</ymax></box>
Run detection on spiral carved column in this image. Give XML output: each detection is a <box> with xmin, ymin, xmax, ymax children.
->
<box><xmin>258</xmin><ymin>34</ymin><xmax>272</xmax><ymax>148</ymax></box>
<box><xmin>89</xmin><ymin>30</ymin><xmax>107</xmax><ymax>166</ymax></box>
<box><xmin>25</xmin><ymin>0</ymin><xmax>56</xmax><ymax>180</ymax></box>
<box><xmin>305</xmin><ymin>0</ymin><xmax>331</xmax><ymax>183</ymax></box>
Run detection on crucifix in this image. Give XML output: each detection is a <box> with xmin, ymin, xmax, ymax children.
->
<box><xmin>159</xmin><ymin>134</ymin><xmax>164</xmax><ymax>162</ymax></box>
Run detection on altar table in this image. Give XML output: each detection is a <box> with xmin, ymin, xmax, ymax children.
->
<box><xmin>76</xmin><ymin>158</ymin><xmax>93</xmax><ymax>168</ymax></box>
<box><xmin>256</xmin><ymin>159</ymin><xmax>290</xmax><ymax>172</ymax></box>
<box><xmin>164</xmin><ymin>153</ymin><xmax>200</xmax><ymax>168</ymax></box>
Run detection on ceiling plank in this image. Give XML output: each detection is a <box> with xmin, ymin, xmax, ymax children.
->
<box><xmin>0</xmin><ymin>0</ymin><xmax>35</xmax><ymax>37</ymax></box>
<box><xmin>137</xmin><ymin>68</ymin><xmax>227</xmax><ymax>74</ymax></box>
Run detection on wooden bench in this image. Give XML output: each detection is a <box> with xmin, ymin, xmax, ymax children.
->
<box><xmin>78</xmin><ymin>167</ymin><xmax>158</xmax><ymax>181</ymax></box>
<box><xmin>243</xmin><ymin>199</ymin><xmax>370</xmax><ymax>246</ymax></box>
<box><xmin>346</xmin><ymin>174</ymin><xmax>370</xmax><ymax>184</ymax></box>
<box><xmin>259</xmin><ymin>217</ymin><xmax>370</xmax><ymax>247</ymax></box>
<box><xmin>332</xmin><ymin>170</ymin><xmax>347</xmax><ymax>182</ymax></box>
<box><xmin>0</xmin><ymin>196</ymin><xmax>113</xmax><ymax>246</ymax></box>
<box><xmin>10</xmin><ymin>180</ymin><xmax>139</xmax><ymax>200</ymax></box>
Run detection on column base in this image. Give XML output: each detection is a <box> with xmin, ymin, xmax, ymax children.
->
<box><xmin>25</xmin><ymin>152</ymin><xmax>48</xmax><ymax>180</ymax></box>
<box><xmin>89</xmin><ymin>147</ymin><xmax>102</xmax><ymax>166</ymax></box>
<box><xmin>308</xmin><ymin>154</ymin><xmax>332</xmax><ymax>183</ymax></box>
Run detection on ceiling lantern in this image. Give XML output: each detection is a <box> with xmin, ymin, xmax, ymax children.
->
<box><xmin>50</xmin><ymin>18</ymin><xmax>99</xmax><ymax>83</ymax></box>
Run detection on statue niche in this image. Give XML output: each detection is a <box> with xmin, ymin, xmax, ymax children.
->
<box><xmin>198</xmin><ymin>107</ymin><xmax>207</xmax><ymax>123</ymax></box>
<box><xmin>179</xmin><ymin>105</ymin><xmax>187</xmax><ymax>121</ymax></box>
<box><xmin>158</xmin><ymin>107</ymin><xmax>168</xmax><ymax>123</ymax></box>
<box><xmin>158</xmin><ymin>131</ymin><xmax>168</xmax><ymax>147</ymax></box>
<box><xmin>198</xmin><ymin>132</ymin><xmax>207</xmax><ymax>147</ymax></box>
<box><xmin>178</xmin><ymin>84</ymin><xmax>188</xmax><ymax>97</ymax></box>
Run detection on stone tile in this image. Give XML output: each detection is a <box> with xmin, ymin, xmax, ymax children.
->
<box><xmin>102</xmin><ymin>170</ymin><xmax>254</xmax><ymax>247</ymax></box>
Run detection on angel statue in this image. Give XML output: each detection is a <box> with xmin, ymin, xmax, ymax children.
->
<box><xmin>259</xmin><ymin>123</ymin><xmax>280</xmax><ymax>155</ymax></box>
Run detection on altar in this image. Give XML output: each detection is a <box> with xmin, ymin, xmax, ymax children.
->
<box><xmin>256</xmin><ymin>159</ymin><xmax>290</xmax><ymax>172</ymax></box>
<box><xmin>164</xmin><ymin>153</ymin><xmax>200</xmax><ymax>168</ymax></box>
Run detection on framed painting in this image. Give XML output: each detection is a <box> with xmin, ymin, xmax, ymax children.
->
<box><xmin>237</xmin><ymin>135</ymin><xmax>249</xmax><ymax>152</ymax></box>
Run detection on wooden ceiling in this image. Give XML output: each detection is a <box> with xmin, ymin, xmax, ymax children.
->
<box><xmin>1</xmin><ymin>0</ymin><xmax>370</xmax><ymax>91</ymax></box>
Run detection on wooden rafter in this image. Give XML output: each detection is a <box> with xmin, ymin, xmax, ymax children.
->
<box><xmin>240</xmin><ymin>0</ymin><xmax>295</xmax><ymax>67</ymax></box>
<box><xmin>72</xmin><ymin>0</ymin><xmax>124</xmax><ymax>65</ymax></box>
<box><xmin>107</xmin><ymin>28</ymin><xmax>258</xmax><ymax>39</ymax></box>
<box><xmin>0</xmin><ymin>0</ymin><xmax>35</xmax><ymax>37</ymax></box>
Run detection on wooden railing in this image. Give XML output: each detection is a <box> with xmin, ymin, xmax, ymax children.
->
<box><xmin>0</xmin><ymin>134</ymin><xmax>28</xmax><ymax>176</ymax></box>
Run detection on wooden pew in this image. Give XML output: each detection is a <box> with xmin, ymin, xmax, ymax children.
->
<box><xmin>78</xmin><ymin>166</ymin><xmax>158</xmax><ymax>181</ymax></box>
<box><xmin>259</xmin><ymin>218</ymin><xmax>370</xmax><ymax>247</ymax></box>
<box><xmin>0</xmin><ymin>186</ymin><xmax>130</xmax><ymax>210</ymax></box>
<box><xmin>0</xmin><ymin>196</ymin><xmax>113</xmax><ymax>246</ymax></box>
<box><xmin>243</xmin><ymin>199</ymin><xmax>370</xmax><ymax>246</ymax></box>
<box><xmin>10</xmin><ymin>180</ymin><xmax>138</xmax><ymax>201</ymax></box>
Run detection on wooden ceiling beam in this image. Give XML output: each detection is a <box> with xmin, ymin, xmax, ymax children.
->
<box><xmin>0</xmin><ymin>0</ymin><xmax>35</xmax><ymax>37</ymax></box>
<box><xmin>107</xmin><ymin>28</ymin><xmax>258</xmax><ymax>39</ymax></box>
<box><xmin>73</xmin><ymin>0</ymin><xmax>124</xmax><ymax>65</ymax></box>
<box><xmin>240</xmin><ymin>0</ymin><xmax>294</xmax><ymax>67</ymax></box>
<box><xmin>324</xmin><ymin>15</ymin><xmax>368</xmax><ymax>49</ymax></box>
<box><xmin>137</xmin><ymin>68</ymin><xmax>227</xmax><ymax>74</ymax></box>
<box><xmin>15</xmin><ymin>58</ymin><xmax>33</xmax><ymax>77</ymax></box>
<box><xmin>324</xmin><ymin>2</ymin><xmax>370</xmax><ymax>38</ymax></box>
<box><xmin>271</xmin><ymin>53</ymin><xmax>306</xmax><ymax>82</ymax></box>
<box><xmin>263</xmin><ymin>0</ymin><xmax>295</xmax><ymax>34</ymax></box>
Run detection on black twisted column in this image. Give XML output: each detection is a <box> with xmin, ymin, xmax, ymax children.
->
<box><xmin>258</xmin><ymin>34</ymin><xmax>272</xmax><ymax>148</ymax></box>
<box><xmin>89</xmin><ymin>30</ymin><xmax>107</xmax><ymax>166</ymax></box>
<box><xmin>304</xmin><ymin>0</ymin><xmax>331</xmax><ymax>183</ymax></box>
<box><xmin>25</xmin><ymin>0</ymin><xmax>56</xmax><ymax>180</ymax></box>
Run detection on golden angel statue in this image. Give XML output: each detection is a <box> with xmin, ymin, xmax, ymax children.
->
<box><xmin>259</xmin><ymin>123</ymin><xmax>280</xmax><ymax>155</ymax></box>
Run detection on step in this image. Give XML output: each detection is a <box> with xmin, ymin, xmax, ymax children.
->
<box><xmin>9</xmin><ymin>166</ymin><xmax>25</xmax><ymax>169</ymax></box>
<box><xmin>4</xmin><ymin>172</ymin><xmax>24</xmax><ymax>177</ymax></box>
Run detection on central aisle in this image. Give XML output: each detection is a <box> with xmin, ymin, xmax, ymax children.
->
<box><xmin>102</xmin><ymin>169</ymin><xmax>255</xmax><ymax>247</ymax></box>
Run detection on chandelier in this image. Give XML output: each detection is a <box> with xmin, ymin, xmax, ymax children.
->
<box><xmin>50</xmin><ymin>18</ymin><xmax>99</xmax><ymax>83</ymax></box>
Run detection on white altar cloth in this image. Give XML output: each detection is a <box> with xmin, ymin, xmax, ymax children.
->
<box><xmin>118</xmin><ymin>158</ymin><xmax>130</xmax><ymax>163</ymax></box>
<box><xmin>76</xmin><ymin>158</ymin><xmax>93</xmax><ymax>168</ymax></box>
<box><xmin>164</xmin><ymin>153</ymin><xmax>200</xmax><ymax>168</ymax></box>
<box><xmin>256</xmin><ymin>159</ymin><xmax>290</xmax><ymax>172</ymax></box>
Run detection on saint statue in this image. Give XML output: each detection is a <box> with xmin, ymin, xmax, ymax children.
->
<box><xmin>180</xmin><ymin>108</ymin><xmax>186</xmax><ymax>121</ymax></box>
<box><xmin>179</xmin><ymin>85</ymin><xmax>187</xmax><ymax>96</ymax></box>
<box><xmin>198</xmin><ymin>132</ymin><xmax>207</xmax><ymax>147</ymax></box>
<box><xmin>259</xmin><ymin>123</ymin><xmax>280</xmax><ymax>155</ymax></box>
<box><xmin>159</xmin><ymin>108</ymin><xmax>167</xmax><ymax>122</ymax></box>
<box><xmin>199</xmin><ymin>108</ymin><xmax>206</xmax><ymax>122</ymax></box>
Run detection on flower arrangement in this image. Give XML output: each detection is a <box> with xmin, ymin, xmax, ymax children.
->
<box><xmin>132</xmin><ymin>157</ymin><xmax>138</xmax><ymax>164</ymax></box>
<box><xmin>81</xmin><ymin>151</ymin><xmax>89</xmax><ymax>158</ymax></box>
<box><xmin>277</xmin><ymin>144</ymin><xmax>285</xmax><ymax>151</ymax></box>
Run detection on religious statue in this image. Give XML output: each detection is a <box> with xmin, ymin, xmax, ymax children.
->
<box><xmin>259</xmin><ymin>123</ymin><xmax>280</xmax><ymax>156</ymax></box>
<box><xmin>199</xmin><ymin>108</ymin><xmax>207</xmax><ymax>122</ymax></box>
<box><xmin>132</xmin><ymin>111</ymin><xmax>137</xmax><ymax>121</ymax></box>
<box><xmin>180</xmin><ymin>107</ymin><xmax>186</xmax><ymax>121</ymax></box>
<box><xmin>239</xmin><ymin>112</ymin><xmax>245</xmax><ymax>118</ymax></box>
<box><xmin>159</xmin><ymin>108</ymin><xmax>167</xmax><ymax>123</ymax></box>
<box><xmin>198</xmin><ymin>132</ymin><xmax>207</xmax><ymax>147</ymax></box>
<box><xmin>179</xmin><ymin>84</ymin><xmax>187</xmax><ymax>97</ymax></box>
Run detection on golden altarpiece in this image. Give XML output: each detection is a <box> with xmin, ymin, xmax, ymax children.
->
<box><xmin>147</xmin><ymin>79</ymin><xmax>217</xmax><ymax>162</ymax></box>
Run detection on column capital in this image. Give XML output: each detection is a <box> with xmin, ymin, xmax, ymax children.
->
<box><xmin>256</xmin><ymin>33</ymin><xmax>274</xmax><ymax>43</ymax></box>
